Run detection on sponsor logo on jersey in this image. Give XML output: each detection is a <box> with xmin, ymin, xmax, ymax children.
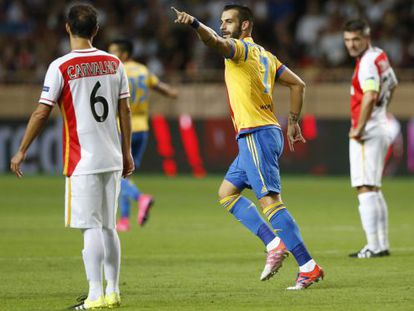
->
<box><xmin>43</xmin><ymin>86</ymin><xmax>50</xmax><ymax>92</ymax></box>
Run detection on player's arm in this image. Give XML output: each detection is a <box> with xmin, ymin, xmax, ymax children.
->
<box><xmin>152</xmin><ymin>81</ymin><xmax>179</xmax><ymax>99</ymax></box>
<box><xmin>10</xmin><ymin>104</ymin><xmax>53</xmax><ymax>177</ymax></box>
<box><xmin>350</xmin><ymin>90</ymin><xmax>378</xmax><ymax>140</ymax></box>
<box><xmin>171</xmin><ymin>7</ymin><xmax>233</xmax><ymax>57</ymax></box>
<box><xmin>118</xmin><ymin>98</ymin><xmax>135</xmax><ymax>177</ymax></box>
<box><xmin>276</xmin><ymin>67</ymin><xmax>306</xmax><ymax>151</ymax></box>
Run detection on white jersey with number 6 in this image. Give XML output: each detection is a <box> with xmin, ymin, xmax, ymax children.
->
<box><xmin>39</xmin><ymin>48</ymin><xmax>130</xmax><ymax>176</ymax></box>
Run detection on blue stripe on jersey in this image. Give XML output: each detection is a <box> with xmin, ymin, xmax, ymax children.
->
<box><xmin>226</xmin><ymin>40</ymin><xmax>236</xmax><ymax>59</ymax></box>
<box><xmin>276</xmin><ymin>65</ymin><xmax>287</xmax><ymax>79</ymax></box>
<box><xmin>242</xmin><ymin>40</ymin><xmax>249</xmax><ymax>61</ymax></box>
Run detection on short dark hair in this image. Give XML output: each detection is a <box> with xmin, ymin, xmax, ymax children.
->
<box><xmin>67</xmin><ymin>4</ymin><xmax>98</xmax><ymax>38</ymax></box>
<box><xmin>223</xmin><ymin>4</ymin><xmax>254</xmax><ymax>26</ymax></box>
<box><xmin>343</xmin><ymin>19</ymin><xmax>370</xmax><ymax>36</ymax></box>
<box><xmin>110</xmin><ymin>39</ymin><xmax>133</xmax><ymax>57</ymax></box>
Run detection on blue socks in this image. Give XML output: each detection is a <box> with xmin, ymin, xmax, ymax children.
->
<box><xmin>265</xmin><ymin>203</ymin><xmax>312</xmax><ymax>266</ymax></box>
<box><xmin>220</xmin><ymin>195</ymin><xmax>276</xmax><ymax>246</ymax></box>
<box><xmin>120</xmin><ymin>178</ymin><xmax>140</xmax><ymax>218</ymax></box>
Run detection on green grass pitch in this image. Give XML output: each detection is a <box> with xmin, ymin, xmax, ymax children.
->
<box><xmin>0</xmin><ymin>174</ymin><xmax>413</xmax><ymax>310</ymax></box>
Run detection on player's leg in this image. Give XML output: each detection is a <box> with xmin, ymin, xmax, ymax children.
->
<box><xmin>117</xmin><ymin>132</ymin><xmax>146</xmax><ymax>230</ymax></box>
<box><xmin>349</xmin><ymin>136</ymin><xmax>388</xmax><ymax>257</ymax></box>
<box><xmin>351</xmin><ymin>185</ymin><xmax>381</xmax><ymax>257</ymax></box>
<box><xmin>219</xmin><ymin>157</ymin><xmax>279</xmax><ymax>251</ymax></box>
<box><xmin>102</xmin><ymin>171</ymin><xmax>122</xmax><ymax>307</ymax></box>
<box><xmin>133</xmin><ymin>131</ymin><xmax>154</xmax><ymax>226</ymax></box>
<box><xmin>66</xmin><ymin>175</ymin><xmax>106</xmax><ymax>309</ymax></box>
<box><xmin>376</xmin><ymin>189</ymin><xmax>390</xmax><ymax>255</ymax></box>
<box><xmin>242</xmin><ymin>128</ymin><xmax>323</xmax><ymax>288</ymax></box>
<box><xmin>376</xmin><ymin>134</ymin><xmax>392</xmax><ymax>255</ymax></box>
<box><xmin>230</xmin><ymin>133</ymin><xmax>288</xmax><ymax>280</ymax></box>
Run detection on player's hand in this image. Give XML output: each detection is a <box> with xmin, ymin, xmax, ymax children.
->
<box><xmin>10</xmin><ymin>150</ymin><xmax>26</xmax><ymax>178</ymax></box>
<box><xmin>349</xmin><ymin>128</ymin><xmax>364</xmax><ymax>142</ymax></box>
<box><xmin>122</xmin><ymin>153</ymin><xmax>135</xmax><ymax>178</ymax></box>
<box><xmin>287</xmin><ymin>122</ymin><xmax>306</xmax><ymax>152</ymax></box>
<box><xmin>171</xmin><ymin>7</ymin><xmax>194</xmax><ymax>25</ymax></box>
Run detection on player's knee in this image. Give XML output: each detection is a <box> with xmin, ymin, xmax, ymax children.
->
<box><xmin>357</xmin><ymin>185</ymin><xmax>376</xmax><ymax>193</ymax></box>
<box><xmin>219</xmin><ymin>193</ymin><xmax>240</xmax><ymax>211</ymax></box>
<box><xmin>218</xmin><ymin>186</ymin><xmax>237</xmax><ymax>201</ymax></box>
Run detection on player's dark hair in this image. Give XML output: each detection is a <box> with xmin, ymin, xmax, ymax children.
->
<box><xmin>110</xmin><ymin>39</ymin><xmax>134</xmax><ymax>57</ymax></box>
<box><xmin>343</xmin><ymin>19</ymin><xmax>371</xmax><ymax>36</ymax></box>
<box><xmin>223</xmin><ymin>4</ymin><xmax>254</xmax><ymax>27</ymax></box>
<box><xmin>67</xmin><ymin>4</ymin><xmax>98</xmax><ymax>39</ymax></box>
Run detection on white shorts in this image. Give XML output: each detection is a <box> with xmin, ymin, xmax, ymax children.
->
<box><xmin>65</xmin><ymin>171</ymin><xmax>122</xmax><ymax>229</ymax></box>
<box><xmin>349</xmin><ymin>136</ymin><xmax>390</xmax><ymax>187</ymax></box>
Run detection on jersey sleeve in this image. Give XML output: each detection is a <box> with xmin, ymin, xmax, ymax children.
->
<box><xmin>118</xmin><ymin>62</ymin><xmax>130</xmax><ymax>99</ymax></box>
<box><xmin>358</xmin><ymin>57</ymin><xmax>380</xmax><ymax>93</ymax></box>
<box><xmin>272</xmin><ymin>54</ymin><xmax>286</xmax><ymax>80</ymax></box>
<box><xmin>39</xmin><ymin>61</ymin><xmax>63</xmax><ymax>106</ymax></box>
<box><xmin>148</xmin><ymin>72</ymin><xmax>160</xmax><ymax>88</ymax></box>
<box><xmin>226</xmin><ymin>39</ymin><xmax>248</xmax><ymax>62</ymax></box>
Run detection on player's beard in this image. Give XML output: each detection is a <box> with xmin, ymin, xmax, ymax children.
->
<box><xmin>230</xmin><ymin>25</ymin><xmax>242</xmax><ymax>39</ymax></box>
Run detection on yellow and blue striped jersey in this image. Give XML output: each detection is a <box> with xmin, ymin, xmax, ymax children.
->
<box><xmin>124</xmin><ymin>60</ymin><xmax>159</xmax><ymax>132</ymax></box>
<box><xmin>225</xmin><ymin>37</ymin><xmax>286</xmax><ymax>135</ymax></box>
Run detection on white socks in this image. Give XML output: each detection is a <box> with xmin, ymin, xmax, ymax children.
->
<box><xmin>82</xmin><ymin>227</ymin><xmax>121</xmax><ymax>301</ymax></box>
<box><xmin>266</xmin><ymin>236</ymin><xmax>281</xmax><ymax>252</ymax></box>
<box><xmin>82</xmin><ymin>228</ymin><xmax>105</xmax><ymax>301</ymax></box>
<box><xmin>299</xmin><ymin>259</ymin><xmax>316</xmax><ymax>273</ymax></box>
<box><xmin>103</xmin><ymin>228</ymin><xmax>121</xmax><ymax>295</ymax></box>
<box><xmin>358</xmin><ymin>191</ymin><xmax>390</xmax><ymax>252</ymax></box>
<box><xmin>377</xmin><ymin>191</ymin><xmax>389</xmax><ymax>251</ymax></box>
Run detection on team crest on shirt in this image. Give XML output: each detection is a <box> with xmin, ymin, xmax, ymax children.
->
<box><xmin>43</xmin><ymin>86</ymin><xmax>50</xmax><ymax>92</ymax></box>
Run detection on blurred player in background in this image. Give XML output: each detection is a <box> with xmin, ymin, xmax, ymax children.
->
<box><xmin>344</xmin><ymin>19</ymin><xmax>398</xmax><ymax>258</ymax></box>
<box><xmin>172</xmin><ymin>4</ymin><xmax>323</xmax><ymax>290</ymax></box>
<box><xmin>384</xmin><ymin>113</ymin><xmax>403</xmax><ymax>176</ymax></box>
<box><xmin>10</xmin><ymin>4</ymin><xmax>133</xmax><ymax>309</ymax></box>
<box><xmin>109</xmin><ymin>40</ymin><xmax>178</xmax><ymax>231</ymax></box>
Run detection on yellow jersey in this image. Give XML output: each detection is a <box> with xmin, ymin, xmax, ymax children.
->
<box><xmin>224</xmin><ymin>37</ymin><xmax>286</xmax><ymax>135</ymax></box>
<box><xmin>124</xmin><ymin>60</ymin><xmax>160</xmax><ymax>132</ymax></box>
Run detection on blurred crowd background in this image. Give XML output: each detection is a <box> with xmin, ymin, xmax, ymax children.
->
<box><xmin>1</xmin><ymin>0</ymin><xmax>413</xmax><ymax>83</ymax></box>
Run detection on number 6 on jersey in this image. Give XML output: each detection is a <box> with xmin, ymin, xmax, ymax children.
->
<box><xmin>90</xmin><ymin>81</ymin><xmax>109</xmax><ymax>122</ymax></box>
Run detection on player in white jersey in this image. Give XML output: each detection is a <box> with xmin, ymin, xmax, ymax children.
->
<box><xmin>10</xmin><ymin>4</ymin><xmax>134</xmax><ymax>309</ymax></box>
<box><xmin>343</xmin><ymin>19</ymin><xmax>398</xmax><ymax>258</ymax></box>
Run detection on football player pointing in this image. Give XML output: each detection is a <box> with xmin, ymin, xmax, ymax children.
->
<box><xmin>172</xmin><ymin>5</ymin><xmax>323</xmax><ymax>290</ymax></box>
<box><xmin>344</xmin><ymin>19</ymin><xmax>398</xmax><ymax>258</ymax></box>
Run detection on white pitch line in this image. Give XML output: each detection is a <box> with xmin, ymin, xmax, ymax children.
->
<box><xmin>0</xmin><ymin>247</ymin><xmax>414</xmax><ymax>262</ymax></box>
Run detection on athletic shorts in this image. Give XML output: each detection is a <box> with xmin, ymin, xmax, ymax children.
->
<box><xmin>225</xmin><ymin>127</ymin><xmax>283</xmax><ymax>199</ymax></box>
<box><xmin>132</xmin><ymin>131</ymin><xmax>149</xmax><ymax>168</ymax></box>
<box><xmin>350</xmin><ymin>135</ymin><xmax>390</xmax><ymax>187</ymax></box>
<box><xmin>65</xmin><ymin>171</ymin><xmax>122</xmax><ymax>229</ymax></box>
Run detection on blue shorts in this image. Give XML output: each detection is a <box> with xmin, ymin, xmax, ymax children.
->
<box><xmin>132</xmin><ymin>131</ymin><xmax>149</xmax><ymax>169</ymax></box>
<box><xmin>224</xmin><ymin>127</ymin><xmax>284</xmax><ymax>199</ymax></box>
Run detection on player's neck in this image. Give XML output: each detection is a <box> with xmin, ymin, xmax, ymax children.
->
<box><xmin>70</xmin><ymin>37</ymin><xmax>94</xmax><ymax>51</ymax></box>
<box><xmin>356</xmin><ymin>45</ymin><xmax>371</xmax><ymax>59</ymax></box>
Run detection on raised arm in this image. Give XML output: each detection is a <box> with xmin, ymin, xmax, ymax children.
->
<box><xmin>118</xmin><ymin>97</ymin><xmax>134</xmax><ymax>177</ymax></box>
<box><xmin>152</xmin><ymin>81</ymin><xmax>179</xmax><ymax>99</ymax></box>
<box><xmin>276</xmin><ymin>67</ymin><xmax>307</xmax><ymax>151</ymax></box>
<box><xmin>10</xmin><ymin>103</ymin><xmax>53</xmax><ymax>177</ymax></box>
<box><xmin>172</xmin><ymin>7</ymin><xmax>233</xmax><ymax>57</ymax></box>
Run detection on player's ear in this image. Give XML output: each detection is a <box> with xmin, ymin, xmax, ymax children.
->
<box><xmin>93</xmin><ymin>25</ymin><xmax>99</xmax><ymax>38</ymax></box>
<box><xmin>65</xmin><ymin>23</ymin><xmax>71</xmax><ymax>35</ymax></box>
<box><xmin>241</xmin><ymin>20</ymin><xmax>251</xmax><ymax>32</ymax></box>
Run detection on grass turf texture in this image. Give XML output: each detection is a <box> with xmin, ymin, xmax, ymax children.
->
<box><xmin>0</xmin><ymin>175</ymin><xmax>413</xmax><ymax>311</ymax></box>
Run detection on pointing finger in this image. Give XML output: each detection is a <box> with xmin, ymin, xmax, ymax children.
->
<box><xmin>171</xmin><ymin>7</ymin><xmax>181</xmax><ymax>15</ymax></box>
